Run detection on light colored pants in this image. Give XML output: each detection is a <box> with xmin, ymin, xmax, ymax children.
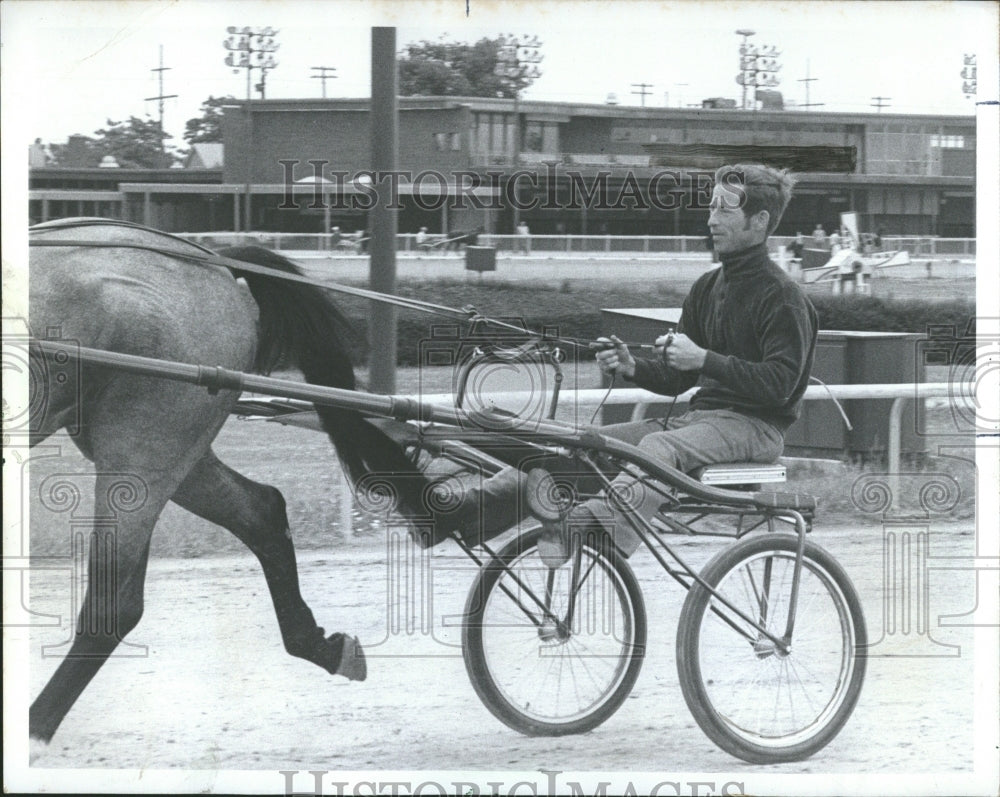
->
<box><xmin>428</xmin><ymin>409</ymin><xmax>783</xmax><ymax>554</ymax></box>
<box><xmin>575</xmin><ymin>410</ymin><xmax>784</xmax><ymax>555</ymax></box>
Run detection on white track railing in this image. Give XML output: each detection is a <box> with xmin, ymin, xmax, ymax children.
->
<box><xmin>323</xmin><ymin>381</ymin><xmax>972</xmax><ymax>535</ymax></box>
<box><xmin>409</xmin><ymin>382</ymin><xmax>968</xmax><ymax>489</ymax></box>
<box><xmin>181</xmin><ymin>232</ymin><xmax>977</xmax><ymax>258</ymax></box>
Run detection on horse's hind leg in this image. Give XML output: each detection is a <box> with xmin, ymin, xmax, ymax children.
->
<box><xmin>171</xmin><ymin>451</ymin><xmax>366</xmax><ymax>681</ymax></box>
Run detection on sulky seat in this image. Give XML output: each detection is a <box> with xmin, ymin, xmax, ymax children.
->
<box><xmin>690</xmin><ymin>462</ymin><xmax>787</xmax><ymax>487</ymax></box>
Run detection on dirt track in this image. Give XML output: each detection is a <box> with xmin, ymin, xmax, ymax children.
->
<box><xmin>24</xmin><ymin>521</ymin><xmax>984</xmax><ymax>782</ymax></box>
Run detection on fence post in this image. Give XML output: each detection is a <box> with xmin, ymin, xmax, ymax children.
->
<box><xmin>339</xmin><ymin>469</ymin><xmax>354</xmax><ymax>540</ymax></box>
<box><xmin>887</xmin><ymin>396</ymin><xmax>908</xmax><ymax>503</ymax></box>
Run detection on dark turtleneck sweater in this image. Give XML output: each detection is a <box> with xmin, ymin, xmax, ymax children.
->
<box><xmin>628</xmin><ymin>242</ymin><xmax>818</xmax><ymax>431</ymax></box>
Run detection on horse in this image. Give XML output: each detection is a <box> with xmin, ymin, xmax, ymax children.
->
<box><xmin>26</xmin><ymin>219</ymin><xmax>429</xmax><ymax>744</ymax></box>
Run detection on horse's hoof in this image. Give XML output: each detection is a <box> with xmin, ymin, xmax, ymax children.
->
<box><xmin>335</xmin><ymin>634</ymin><xmax>367</xmax><ymax>682</ymax></box>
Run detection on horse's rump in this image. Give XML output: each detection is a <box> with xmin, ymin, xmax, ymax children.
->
<box><xmin>28</xmin><ymin>218</ymin><xmax>431</xmax><ymax>519</ymax></box>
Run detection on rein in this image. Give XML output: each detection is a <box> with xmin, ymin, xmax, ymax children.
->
<box><xmin>29</xmin><ymin>218</ymin><xmax>646</xmax><ymax>351</ymax></box>
<box><xmin>30</xmin><ymin>219</ymin><xmax>487</xmax><ymax>327</ymax></box>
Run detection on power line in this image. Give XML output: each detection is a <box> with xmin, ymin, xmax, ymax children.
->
<box><xmin>311</xmin><ymin>66</ymin><xmax>337</xmax><ymax>98</ymax></box>
<box><xmin>630</xmin><ymin>82</ymin><xmax>653</xmax><ymax>107</ymax></box>
<box><xmin>871</xmin><ymin>95</ymin><xmax>892</xmax><ymax>112</ymax></box>
<box><xmin>144</xmin><ymin>45</ymin><xmax>178</xmax><ymax>152</ymax></box>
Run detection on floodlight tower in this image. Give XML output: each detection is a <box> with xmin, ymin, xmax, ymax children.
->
<box><xmin>735</xmin><ymin>29</ymin><xmax>756</xmax><ymax>110</ymax></box>
<box><xmin>494</xmin><ymin>34</ymin><xmax>543</xmax><ymax>229</ymax></box>
<box><xmin>735</xmin><ymin>29</ymin><xmax>781</xmax><ymax>111</ymax></box>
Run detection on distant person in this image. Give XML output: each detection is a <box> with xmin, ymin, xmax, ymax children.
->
<box><xmin>415</xmin><ymin>226</ymin><xmax>430</xmax><ymax>252</ymax></box>
<box><xmin>330</xmin><ymin>226</ymin><xmax>341</xmax><ymax>250</ymax></box>
<box><xmin>829</xmin><ymin>230</ymin><xmax>842</xmax><ymax>254</ymax></box>
<box><xmin>812</xmin><ymin>224</ymin><xmax>827</xmax><ymax>248</ymax></box>
<box><xmin>872</xmin><ymin>228</ymin><xmax>884</xmax><ymax>249</ymax></box>
<box><xmin>516</xmin><ymin>221</ymin><xmax>531</xmax><ymax>254</ymax></box>
<box><xmin>790</xmin><ymin>232</ymin><xmax>805</xmax><ymax>260</ymax></box>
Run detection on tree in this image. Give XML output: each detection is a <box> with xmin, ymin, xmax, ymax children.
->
<box><xmin>49</xmin><ymin>116</ymin><xmax>178</xmax><ymax>168</ymax></box>
<box><xmin>398</xmin><ymin>36</ymin><xmax>541</xmax><ymax>98</ymax></box>
<box><xmin>184</xmin><ymin>95</ymin><xmax>235</xmax><ymax>144</ymax></box>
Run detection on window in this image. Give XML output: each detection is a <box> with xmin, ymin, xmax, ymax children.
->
<box><xmin>435</xmin><ymin>132</ymin><xmax>463</xmax><ymax>152</ymax></box>
<box><xmin>930</xmin><ymin>134</ymin><xmax>965</xmax><ymax>149</ymax></box>
<box><xmin>524</xmin><ymin>122</ymin><xmax>544</xmax><ymax>152</ymax></box>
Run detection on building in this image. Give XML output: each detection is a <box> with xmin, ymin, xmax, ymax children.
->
<box><xmin>30</xmin><ymin>97</ymin><xmax>976</xmax><ymax>238</ymax></box>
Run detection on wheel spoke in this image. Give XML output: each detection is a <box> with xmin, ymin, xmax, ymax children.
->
<box><xmin>677</xmin><ymin>535</ymin><xmax>866</xmax><ymax>762</ymax></box>
<box><xmin>465</xmin><ymin>529</ymin><xmax>646</xmax><ymax>734</ymax></box>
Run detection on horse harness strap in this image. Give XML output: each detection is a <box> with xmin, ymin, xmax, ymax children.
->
<box><xmin>29</xmin><ymin>222</ymin><xmax>483</xmax><ymax>326</ymax></box>
<box><xmin>28</xmin><ymin>218</ymin><xmax>587</xmax><ymax>346</ymax></box>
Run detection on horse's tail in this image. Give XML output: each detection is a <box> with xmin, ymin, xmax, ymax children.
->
<box><xmin>219</xmin><ymin>245</ymin><xmax>429</xmax><ymax>521</ymax></box>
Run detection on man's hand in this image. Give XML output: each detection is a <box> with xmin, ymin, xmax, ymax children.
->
<box><xmin>591</xmin><ymin>335</ymin><xmax>636</xmax><ymax>378</ymax></box>
<box><xmin>656</xmin><ymin>332</ymin><xmax>707</xmax><ymax>371</ymax></box>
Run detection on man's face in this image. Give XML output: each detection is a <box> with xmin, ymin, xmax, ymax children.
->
<box><xmin>708</xmin><ymin>184</ymin><xmax>766</xmax><ymax>254</ymax></box>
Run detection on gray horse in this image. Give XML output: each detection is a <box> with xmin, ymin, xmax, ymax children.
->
<box><xmin>27</xmin><ymin>220</ymin><xmax>428</xmax><ymax>743</ymax></box>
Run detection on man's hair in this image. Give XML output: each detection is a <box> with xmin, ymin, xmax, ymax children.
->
<box><xmin>714</xmin><ymin>163</ymin><xmax>796</xmax><ymax>236</ymax></box>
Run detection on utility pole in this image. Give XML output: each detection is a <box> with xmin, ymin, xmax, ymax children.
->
<box><xmin>871</xmin><ymin>96</ymin><xmax>892</xmax><ymax>112</ymax></box>
<box><xmin>311</xmin><ymin>66</ymin><xmax>338</xmax><ymax>98</ymax></box>
<box><xmin>673</xmin><ymin>82</ymin><xmax>688</xmax><ymax>108</ymax></box>
<box><xmin>797</xmin><ymin>59</ymin><xmax>823</xmax><ymax>110</ymax></box>
<box><xmin>145</xmin><ymin>45</ymin><xmax>178</xmax><ymax>154</ymax></box>
<box><xmin>369</xmin><ymin>27</ymin><xmax>399</xmax><ymax>394</ymax></box>
<box><xmin>631</xmin><ymin>82</ymin><xmax>653</xmax><ymax>107</ymax></box>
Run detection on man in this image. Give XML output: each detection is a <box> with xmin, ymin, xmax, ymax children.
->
<box><xmin>428</xmin><ymin>163</ymin><xmax>817</xmax><ymax>561</ymax></box>
<box><xmin>812</xmin><ymin>223</ymin><xmax>827</xmax><ymax>248</ymax></box>
<box><xmin>790</xmin><ymin>232</ymin><xmax>805</xmax><ymax>260</ymax></box>
<box><xmin>557</xmin><ymin>162</ymin><xmax>818</xmax><ymax>557</ymax></box>
<box><xmin>415</xmin><ymin>226</ymin><xmax>429</xmax><ymax>251</ymax></box>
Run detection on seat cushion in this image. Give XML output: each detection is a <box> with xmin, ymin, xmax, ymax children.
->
<box><xmin>691</xmin><ymin>462</ymin><xmax>786</xmax><ymax>485</ymax></box>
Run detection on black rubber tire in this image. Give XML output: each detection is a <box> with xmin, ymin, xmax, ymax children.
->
<box><xmin>462</xmin><ymin>524</ymin><xmax>647</xmax><ymax>736</ymax></box>
<box><xmin>676</xmin><ymin>534</ymin><xmax>867</xmax><ymax>763</ymax></box>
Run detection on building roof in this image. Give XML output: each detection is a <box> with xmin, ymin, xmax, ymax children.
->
<box><xmin>184</xmin><ymin>143</ymin><xmax>224</xmax><ymax>170</ymax></box>
<box><xmin>226</xmin><ymin>95</ymin><xmax>975</xmax><ymax>126</ymax></box>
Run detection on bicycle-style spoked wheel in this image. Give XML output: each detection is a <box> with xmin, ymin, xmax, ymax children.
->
<box><xmin>676</xmin><ymin>534</ymin><xmax>867</xmax><ymax>763</ymax></box>
<box><xmin>462</xmin><ymin>524</ymin><xmax>646</xmax><ymax>736</ymax></box>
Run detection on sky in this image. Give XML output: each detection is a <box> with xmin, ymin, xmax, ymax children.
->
<box><xmin>1</xmin><ymin>0</ymin><xmax>997</xmax><ymax>151</ymax></box>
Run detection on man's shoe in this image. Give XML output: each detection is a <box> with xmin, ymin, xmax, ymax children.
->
<box><xmin>525</xmin><ymin>468</ymin><xmax>575</xmax><ymax>567</ymax></box>
<box><xmin>537</xmin><ymin>519</ymin><xmax>571</xmax><ymax>568</ymax></box>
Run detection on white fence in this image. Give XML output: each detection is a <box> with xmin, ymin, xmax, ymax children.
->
<box><xmin>182</xmin><ymin>232</ymin><xmax>977</xmax><ymax>259</ymax></box>
<box><xmin>315</xmin><ymin>380</ymin><xmax>973</xmax><ymax>535</ymax></box>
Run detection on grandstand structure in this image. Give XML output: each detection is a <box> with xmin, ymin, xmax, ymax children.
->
<box><xmin>30</xmin><ymin>96</ymin><xmax>975</xmax><ymax>238</ymax></box>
